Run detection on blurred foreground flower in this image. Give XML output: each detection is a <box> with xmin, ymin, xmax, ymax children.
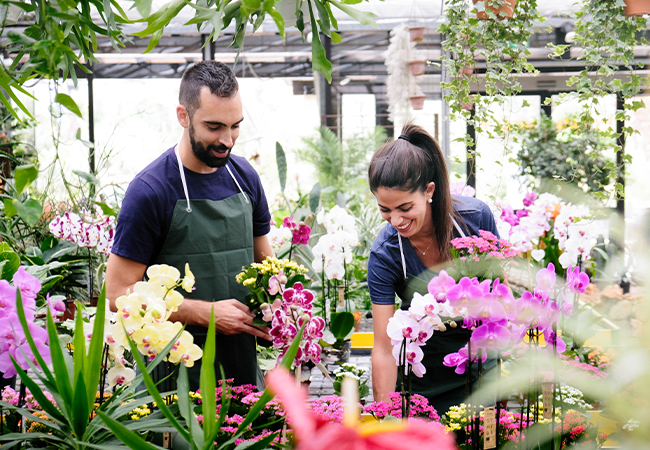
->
<box><xmin>266</xmin><ymin>367</ymin><xmax>456</xmax><ymax>450</ymax></box>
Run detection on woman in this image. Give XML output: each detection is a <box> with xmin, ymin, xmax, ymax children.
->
<box><xmin>367</xmin><ymin>122</ymin><xmax>500</xmax><ymax>414</ymax></box>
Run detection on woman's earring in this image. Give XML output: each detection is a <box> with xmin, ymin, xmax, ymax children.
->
<box><xmin>428</xmin><ymin>198</ymin><xmax>433</xmax><ymax>203</ymax></box>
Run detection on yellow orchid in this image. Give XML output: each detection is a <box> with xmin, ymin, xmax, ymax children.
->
<box><xmin>115</xmin><ymin>293</ymin><xmax>146</xmax><ymax>333</ymax></box>
<box><xmin>107</xmin><ymin>363</ymin><xmax>136</xmax><ymax>387</ymax></box>
<box><xmin>146</xmin><ymin>264</ymin><xmax>181</xmax><ymax>289</ymax></box>
<box><xmin>132</xmin><ymin>325</ymin><xmax>162</xmax><ymax>358</ymax></box>
<box><xmin>164</xmin><ymin>289</ymin><xmax>184</xmax><ymax>312</ymax></box>
<box><xmin>182</xmin><ymin>263</ymin><xmax>195</xmax><ymax>293</ymax></box>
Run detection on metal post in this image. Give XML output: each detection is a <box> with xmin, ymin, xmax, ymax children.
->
<box><xmin>87</xmin><ymin>70</ymin><xmax>95</xmax><ymax>199</ymax></box>
<box><xmin>466</xmin><ymin>105</ymin><xmax>476</xmax><ymax>189</ymax></box>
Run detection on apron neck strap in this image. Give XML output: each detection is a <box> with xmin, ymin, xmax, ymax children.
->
<box><xmin>175</xmin><ymin>147</ymin><xmax>251</xmax><ymax>211</ymax></box>
<box><xmin>175</xmin><ymin>146</ymin><xmax>192</xmax><ymax>213</ymax></box>
<box><xmin>226</xmin><ymin>164</ymin><xmax>250</xmax><ymax>204</ymax></box>
<box><xmin>397</xmin><ymin>233</ymin><xmax>407</xmax><ymax>281</ymax></box>
<box><xmin>450</xmin><ymin>214</ymin><xmax>466</xmax><ymax>237</ymax></box>
<box><xmin>397</xmin><ymin>213</ymin><xmax>466</xmax><ymax>280</ymax></box>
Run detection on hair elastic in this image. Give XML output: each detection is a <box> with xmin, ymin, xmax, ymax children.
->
<box><xmin>398</xmin><ymin>134</ymin><xmax>411</xmax><ymax>142</ymax></box>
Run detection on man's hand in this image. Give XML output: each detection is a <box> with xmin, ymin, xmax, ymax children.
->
<box><xmin>175</xmin><ymin>298</ymin><xmax>271</xmax><ymax>341</ymax></box>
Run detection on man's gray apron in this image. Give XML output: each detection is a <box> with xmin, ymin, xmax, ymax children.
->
<box><xmin>153</xmin><ymin>148</ymin><xmax>258</xmax><ymax>392</ymax></box>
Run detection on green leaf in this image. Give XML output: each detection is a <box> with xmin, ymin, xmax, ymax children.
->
<box><xmin>97</xmin><ymin>411</ymin><xmax>161</xmax><ymax>450</ymax></box>
<box><xmin>314</xmin><ymin>0</ymin><xmax>331</xmax><ymax>37</ymax></box>
<box><xmin>133</xmin><ymin>0</ymin><xmax>188</xmax><ymax>38</ymax></box>
<box><xmin>327</xmin><ymin>0</ymin><xmax>378</xmax><ymax>28</ymax></box>
<box><xmin>13</xmin><ymin>198</ymin><xmax>43</xmax><ymax>227</ymax></box>
<box><xmin>0</xmin><ymin>251</ymin><xmax>19</xmax><ymax>281</ymax></box>
<box><xmin>45</xmin><ymin>311</ymin><xmax>74</xmax><ymax>418</ymax></box>
<box><xmin>14</xmin><ymin>164</ymin><xmax>38</xmax><ymax>194</ymax></box>
<box><xmin>73</xmin><ymin>170</ymin><xmax>100</xmax><ymax>185</ymax></box>
<box><xmin>71</xmin><ymin>375</ymin><xmax>90</xmax><ymax>439</ymax></box>
<box><xmin>95</xmin><ymin>201</ymin><xmax>118</xmax><ymax>217</ymax></box>
<box><xmin>201</xmin><ymin>305</ymin><xmax>217</xmax><ymax>442</ymax></box>
<box><xmin>309</xmin><ymin>182</ymin><xmax>321</xmax><ymax>213</ymax></box>
<box><xmin>3</xmin><ymin>198</ymin><xmax>16</xmax><ymax>217</ymax></box>
<box><xmin>54</xmin><ymin>93</ymin><xmax>83</xmax><ymax>118</ymax></box>
<box><xmin>307</xmin><ymin>1</ymin><xmax>332</xmax><ymax>83</ymax></box>
<box><xmin>276</xmin><ymin>141</ymin><xmax>287</xmax><ymax>192</ymax></box>
<box><xmin>177</xmin><ymin>364</ymin><xmax>204</xmax><ymax>447</ymax></box>
<box><xmin>331</xmin><ymin>31</ymin><xmax>341</xmax><ymax>43</ymax></box>
<box><xmin>330</xmin><ymin>311</ymin><xmax>355</xmax><ymax>340</ymax></box>
<box><xmin>84</xmin><ymin>284</ymin><xmax>108</xmax><ymax>415</ymax></box>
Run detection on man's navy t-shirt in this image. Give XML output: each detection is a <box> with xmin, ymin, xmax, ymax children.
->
<box><xmin>368</xmin><ymin>195</ymin><xmax>500</xmax><ymax>305</ymax></box>
<box><xmin>112</xmin><ymin>148</ymin><xmax>271</xmax><ymax>266</ymax></box>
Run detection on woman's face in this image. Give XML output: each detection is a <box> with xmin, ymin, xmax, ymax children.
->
<box><xmin>374</xmin><ymin>183</ymin><xmax>435</xmax><ymax>238</ymax></box>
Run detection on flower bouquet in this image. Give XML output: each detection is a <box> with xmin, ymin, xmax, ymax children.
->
<box><xmin>236</xmin><ymin>256</ymin><xmax>309</xmax><ymax>326</ymax></box>
<box><xmin>237</xmin><ymin>256</ymin><xmax>325</xmax><ymax>370</ymax></box>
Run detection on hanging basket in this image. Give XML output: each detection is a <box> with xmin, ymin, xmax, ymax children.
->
<box><xmin>472</xmin><ymin>0</ymin><xmax>517</xmax><ymax>20</ymax></box>
<box><xmin>410</xmin><ymin>95</ymin><xmax>426</xmax><ymax>110</ymax></box>
<box><xmin>459</xmin><ymin>64</ymin><xmax>475</xmax><ymax>77</ymax></box>
<box><xmin>409</xmin><ymin>60</ymin><xmax>426</xmax><ymax>76</ymax></box>
<box><xmin>408</xmin><ymin>26</ymin><xmax>426</xmax><ymax>42</ymax></box>
<box><xmin>624</xmin><ymin>0</ymin><xmax>650</xmax><ymax>16</ymax></box>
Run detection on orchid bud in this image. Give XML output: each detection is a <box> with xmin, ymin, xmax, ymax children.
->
<box><xmin>449</xmin><ymin>320</ymin><xmax>457</xmax><ymax>329</ymax></box>
<box><xmin>301</xmin><ymin>313</ymin><xmax>311</xmax><ymax>323</ymax></box>
<box><xmin>438</xmin><ymin>323</ymin><xmax>447</xmax><ymax>332</ymax></box>
<box><xmin>279</xmin><ymin>275</ymin><xmax>288</xmax><ymax>284</ymax></box>
<box><xmin>261</xmin><ymin>303</ymin><xmax>270</xmax><ymax>311</ymax></box>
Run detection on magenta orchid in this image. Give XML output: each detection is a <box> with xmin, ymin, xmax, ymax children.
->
<box><xmin>282</xmin><ymin>215</ymin><xmax>312</xmax><ymax>246</ymax></box>
<box><xmin>267</xmin><ymin>281</ymin><xmax>323</xmax><ymax>366</ymax></box>
<box><xmin>427</xmin><ymin>269</ymin><xmax>456</xmax><ymax>303</ymax></box>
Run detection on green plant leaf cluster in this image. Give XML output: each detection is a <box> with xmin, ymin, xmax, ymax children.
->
<box><xmin>99</xmin><ymin>303</ymin><xmax>307</xmax><ymax>449</ymax></box>
<box><xmin>516</xmin><ymin>112</ymin><xmax>616</xmax><ymax>200</ymax></box>
<box><xmin>296</xmin><ymin>126</ymin><xmax>386</xmax><ymax>210</ymax></box>
<box><xmin>438</xmin><ymin>0</ymin><xmax>542</xmax><ymax>146</ymax></box>
<box><xmin>0</xmin><ymin>285</ymin><xmax>173</xmax><ymax>449</ymax></box>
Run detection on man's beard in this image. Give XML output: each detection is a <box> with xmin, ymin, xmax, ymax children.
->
<box><xmin>189</xmin><ymin>122</ymin><xmax>232</xmax><ymax>168</ymax></box>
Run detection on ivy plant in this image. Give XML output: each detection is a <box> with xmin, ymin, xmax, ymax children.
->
<box><xmin>438</xmin><ymin>0</ymin><xmax>542</xmax><ymax>150</ymax></box>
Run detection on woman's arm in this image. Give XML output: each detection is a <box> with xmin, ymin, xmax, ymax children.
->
<box><xmin>371</xmin><ymin>303</ymin><xmax>398</xmax><ymax>402</ymax></box>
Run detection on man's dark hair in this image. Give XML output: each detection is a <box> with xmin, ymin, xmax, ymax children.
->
<box><xmin>179</xmin><ymin>61</ymin><xmax>239</xmax><ymax>118</ymax></box>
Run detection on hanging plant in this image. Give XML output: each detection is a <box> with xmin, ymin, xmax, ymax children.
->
<box><xmin>384</xmin><ymin>24</ymin><xmax>425</xmax><ymax>125</ymax></box>
<box><xmin>438</xmin><ymin>0</ymin><xmax>541</xmax><ymax>147</ymax></box>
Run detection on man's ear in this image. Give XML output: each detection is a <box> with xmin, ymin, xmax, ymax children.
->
<box><xmin>177</xmin><ymin>105</ymin><xmax>190</xmax><ymax>129</ymax></box>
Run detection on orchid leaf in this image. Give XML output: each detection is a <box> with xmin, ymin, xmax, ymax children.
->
<box><xmin>46</xmin><ymin>309</ymin><xmax>74</xmax><ymax>417</ymax></box>
<box><xmin>200</xmin><ymin>306</ymin><xmax>217</xmax><ymax>442</ymax></box>
<box><xmin>276</xmin><ymin>142</ymin><xmax>287</xmax><ymax>192</ymax></box>
<box><xmin>96</xmin><ymin>412</ymin><xmax>161</xmax><ymax>450</ymax></box>
<box><xmin>13</xmin><ymin>198</ymin><xmax>43</xmax><ymax>227</ymax></box>
<box><xmin>84</xmin><ymin>284</ymin><xmax>108</xmax><ymax>415</ymax></box>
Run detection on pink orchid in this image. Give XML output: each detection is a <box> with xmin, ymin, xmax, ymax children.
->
<box><xmin>535</xmin><ymin>263</ymin><xmax>556</xmax><ymax>296</ymax></box>
<box><xmin>13</xmin><ymin>266</ymin><xmax>41</xmax><ymax>302</ymax></box>
<box><xmin>266</xmin><ymin>367</ymin><xmax>456</xmax><ymax>450</ymax></box>
<box><xmin>523</xmin><ymin>191</ymin><xmax>537</xmax><ymax>207</ymax></box>
<box><xmin>566</xmin><ymin>266</ymin><xmax>589</xmax><ymax>294</ymax></box>
<box><xmin>446</xmin><ymin>277</ymin><xmax>483</xmax><ymax>308</ymax></box>
<box><xmin>282</xmin><ymin>282</ymin><xmax>314</xmax><ymax>308</ymax></box>
<box><xmin>427</xmin><ymin>270</ymin><xmax>456</xmax><ymax>303</ymax></box>
<box><xmin>470</xmin><ymin>321</ymin><xmax>512</xmax><ymax>351</ymax></box>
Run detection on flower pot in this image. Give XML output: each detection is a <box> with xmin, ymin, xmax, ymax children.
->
<box><xmin>408</xmin><ymin>26</ymin><xmax>426</xmax><ymax>42</ymax></box>
<box><xmin>410</xmin><ymin>95</ymin><xmax>426</xmax><ymax>110</ymax></box>
<box><xmin>459</xmin><ymin>65</ymin><xmax>475</xmax><ymax>77</ymax></box>
<box><xmin>62</xmin><ymin>299</ymin><xmax>76</xmax><ymax>321</ymax></box>
<box><xmin>624</xmin><ymin>0</ymin><xmax>650</xmax><ymax>16</ymax></box>
<box><xmin>408</xmin><ymin>60</ymin><xmax>426</xmax><ymax>76</ymax></box>
<box><xmin>472</xmin><ymin>0</ymin><xmax>517</xmax><ymax>20</ymax></box>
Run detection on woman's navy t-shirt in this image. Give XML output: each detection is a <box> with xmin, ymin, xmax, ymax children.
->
<box><xmin>112</xmin><ymin>147</ymin><xmax>271</xmax><ymax>266</ymax></box>
<box><xmin>368</xmin><ymin>195</ymin><xmax>500</xmax><ymax>305</ymax></box>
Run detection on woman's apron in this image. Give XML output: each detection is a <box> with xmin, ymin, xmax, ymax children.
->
<box><xmin>395</xmin><ymin>216</ymin><xmax>496</xmax><ymax>415</ymax></box>
<box><xmin>153</xmin><ymin>148</ymin><xmax>258</xmax><ymax>392</ymax></box>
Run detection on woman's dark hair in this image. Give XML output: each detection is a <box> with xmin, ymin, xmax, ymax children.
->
<box><xmin>179</xmin><ymin>61</ymin><xmax>239</xmax><ymax>118</ymax></box>
<box><xmin>368</xmin><ymin>122</ymin><xmax>462</xmax><ymax>259</ymax></box>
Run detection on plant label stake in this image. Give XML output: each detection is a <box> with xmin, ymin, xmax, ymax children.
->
<box><xmin>338</xmin><ymin>285</ymin><xmax>345</xmax><ymax>307</ymax></box>
<box><xmin>542</xmin><ymin>383</ymin><xmax>553</xmax><ymax>420</ymax></box>
<box><xmin>483</xmin><ymin>407</ymin><xmax>497</xmax><ymax>449</ymax></box>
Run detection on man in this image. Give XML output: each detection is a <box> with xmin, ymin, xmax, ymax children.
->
<box><xmin>105</xmin><ymin>61</ymin><xmax>273</xmax><ymax>390</ymax></box>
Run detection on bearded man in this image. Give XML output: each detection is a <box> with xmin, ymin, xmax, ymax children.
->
<box><xmin>105</xmin><ymin>61</ymin><xmax>273</xmax><ymax>390</ymax></box>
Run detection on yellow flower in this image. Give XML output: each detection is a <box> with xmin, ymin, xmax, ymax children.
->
<box><xmin>182</xmin><ymin>263</ymin><xmax>195</xmax><ymax>293</ymax></box>
<box><xmin>243</xmin><ymin>277</ymin><xmax>257</xmax><ymax>287</ymax></box>
<box><xmin>147</xmin><ymin>264</ymin><xmax>181</xmax><ymax>289</ymax></box>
